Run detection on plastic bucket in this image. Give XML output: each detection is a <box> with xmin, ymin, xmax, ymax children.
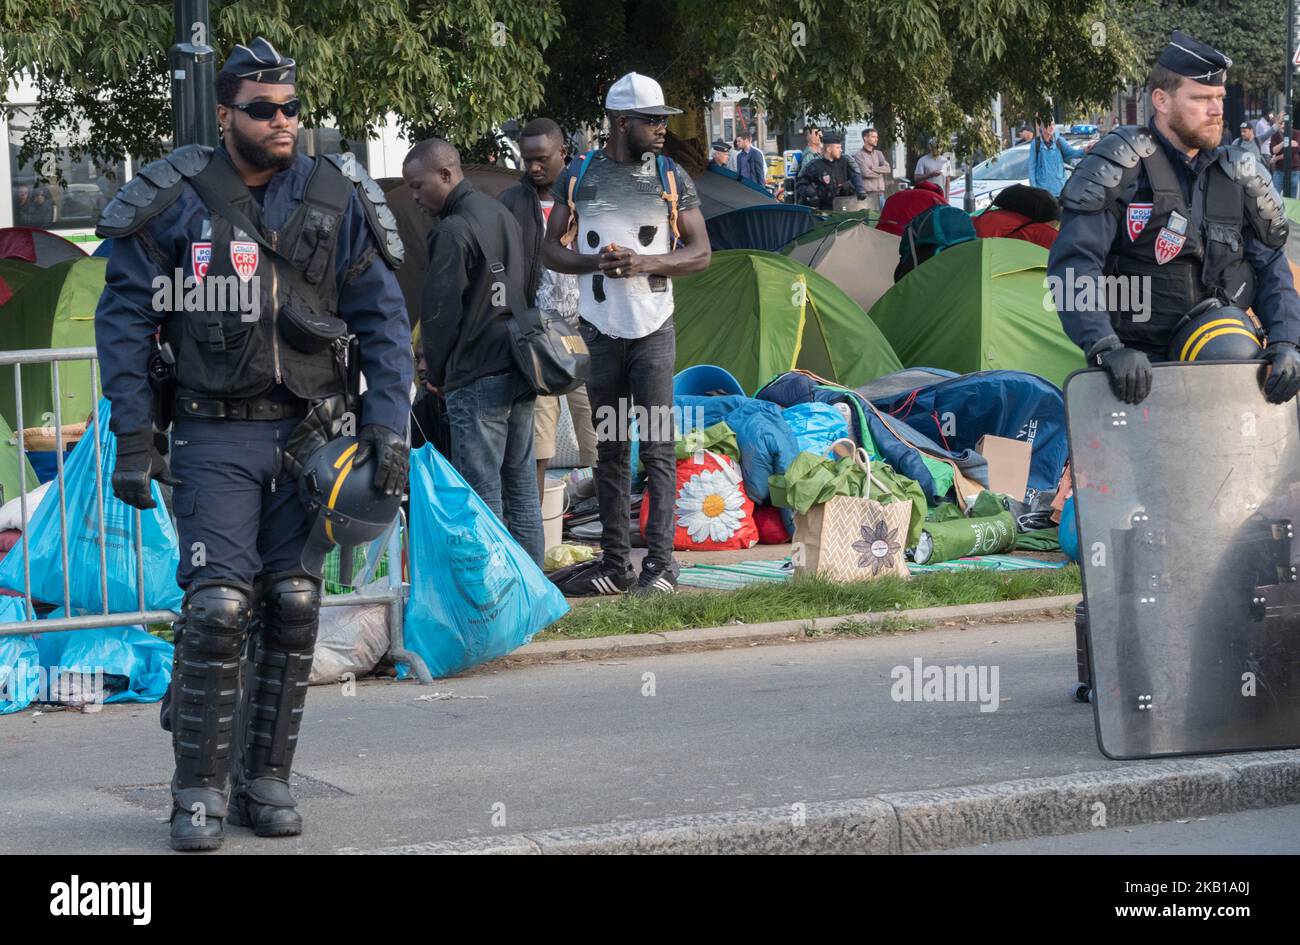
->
<box><xmin>673</xmin><ymin>364</ymin><xmax>746</xmax><ymax>398</ymax></box>
<box><xmin>543</xmin><ymin>478</ymin><xmax>567</xmax><ymax>552</ymax></box>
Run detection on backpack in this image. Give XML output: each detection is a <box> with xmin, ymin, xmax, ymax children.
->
<box><xmin>894</xmin><ymin>204</ymin><xmax>976</xmax><ymax>282</ymax></box>
<box><xmin>560</xmin><ymin>148</ymin><xmax>682</xmax><ymax>249</ymax></box>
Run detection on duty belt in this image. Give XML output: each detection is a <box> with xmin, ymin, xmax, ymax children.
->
<box><xmin>175</xmin><ymin>395</ymin><xmax>309</xmax><ymax>421</ymax></box>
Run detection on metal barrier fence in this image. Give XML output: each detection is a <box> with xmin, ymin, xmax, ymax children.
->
<box><xmin>0</xmin><ymin>347</ymin><xmax>431</xmax><ymax>683</ymax></box>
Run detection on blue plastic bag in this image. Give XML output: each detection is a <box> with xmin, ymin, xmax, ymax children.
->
<box><xmin>403</xmin><ymin>445</ymin><xmax>569</xmax><ymax>677</ymax></box>
<box><xmin>35</xmin><ymin>614</ymin><xmax>173</xmax><ymax>704</ymax></box>
<box><xmin>0</xmin><ymin>399</ymin><xmax>182</xmax><ymax>614</ymax></box>
<box><xmin>783</xmin><ymin>402</ymin><xmax>850</xmax><ymax>457</ymax></box>
<box><xmin>0</xmin><ymin>597</ymin><xmax>39</xmax><ymax>714</ymax></box>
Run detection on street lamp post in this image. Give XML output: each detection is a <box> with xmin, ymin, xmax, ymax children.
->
<box><xmin>168</xmin><ymin>0</ymin><xmax>217</xmax><ymax>148</ymax></box>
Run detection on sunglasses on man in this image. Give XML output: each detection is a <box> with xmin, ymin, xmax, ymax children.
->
<box><xmin>625</xmin><ymin>113</ymin><xmax>669</xmax><ymax>127</ymax></box>
<box><xmin>231</xmin><ymin>98</ymin><xmax>302</xmax><ymax>121</ymax></box>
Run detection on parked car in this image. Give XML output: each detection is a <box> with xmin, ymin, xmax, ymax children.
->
<box><xmin>948</xmin><ymin>140</ymin><xmax>1090</xmax><ymax>211</ymax></box>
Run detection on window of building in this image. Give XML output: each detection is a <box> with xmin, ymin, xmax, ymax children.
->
<box><xmin>7</xmin><ymin>106</ymin><xmax>128</xmax><ymax>231</ymax></box>
<box><xmin>297</xmin><ymin>127</ymin><xmax>369</xmax><ymax>167</ymax></box>
<box><xmin>723</xmin><ymin>118</ymin><xmax>734</xmax><ymax>142</ymax></box>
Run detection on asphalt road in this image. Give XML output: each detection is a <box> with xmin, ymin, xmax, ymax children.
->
<box><xmin>0</xmin><ymin>617</ymin><xmax>1257</xmax><ymax>854</ymax></box>
<box><xmin>938</xmin><ymin>804</ymin><xmax>1300</xmax><ymax>854</ymax></box>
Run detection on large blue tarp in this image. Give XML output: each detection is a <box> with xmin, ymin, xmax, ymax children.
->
<box><xmin>757</xmin><ymin>369</ymin><xmax>1069</xmax><ymax>503</ymax></box>
<box><xmin>868</xmin><ymin>370</ymin><xmax>1068</xmax><ymax>499</ymax></box>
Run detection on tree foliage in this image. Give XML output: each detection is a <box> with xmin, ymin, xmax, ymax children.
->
<box><xmin>2</xmin><ymin>0</ymin><xmax>560</xmax><ymax>171</ymax></box>
<box><xmin>1117</xmin><ymin>0</ymin><xmax>1288</xmax><ymax>94</ymax></box>
<box><xmin>2</xmin><ymin>0</ymin><xmax>1142</xmax><ymax>172</ymax></box>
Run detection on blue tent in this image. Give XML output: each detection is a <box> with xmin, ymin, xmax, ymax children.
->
<box><xmin>706</xmin><ymin>204</ymin><xmax>815</xmax><ymax>253</ymax></box>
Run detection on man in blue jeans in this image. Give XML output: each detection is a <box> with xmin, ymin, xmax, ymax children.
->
<box><xmin>542</xmin><ymin>72</ymin><xmax>711</xmax><ymax>595</ymax></box>
<box><xmin>404</xmin><ymin>137</ymin><xmax>544</xmax><ymax>565</ymax></box>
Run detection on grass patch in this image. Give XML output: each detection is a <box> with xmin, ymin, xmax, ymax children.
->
<box><xmin>536</xmin><ymin>565</ymin><xmax>1081</xmax><ymax>641</ymax></box>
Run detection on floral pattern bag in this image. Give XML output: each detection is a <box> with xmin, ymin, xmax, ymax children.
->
<box><xmin>641</xmin><ymin>449</ymin><xmax>758</xmax><ymax>551</ymax></box>
<box><xmin>792</xmin><ymin>447</ymin><xmax>912</xmax><ymax>581</ymax></box>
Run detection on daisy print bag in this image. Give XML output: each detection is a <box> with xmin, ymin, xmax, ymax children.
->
<box><xmin>641</xmin><ymin>449</ymin><xmax>759</xmax><ymax>551</ymax></box>
<box><xmin>792</xmin><ymin>445</ymin><xmax>912</xmax><ymax>582</ymax></box>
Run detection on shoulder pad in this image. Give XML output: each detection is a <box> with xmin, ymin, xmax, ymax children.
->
<box><xmin>165</xmin><ymin>144</ymin><xmax>214</xmax><ymax>178</ymax></box>
<box><xmin>326</xmin><ymin>152</ymin><xmax>404</xmax><ymax>268</ymax></box>
<box><xmin>93</xmin><ymin>147</ymin><xmax>210</xmax><ymax>238</ymax></box>
<box><xmin>1088</xmin><ymin>126</ymin><xmax>1157</xmax><ymax>169</ymax></box>
<box><xmin>1060</xmin><ymin>151</ymin><xmax>1128</xmax><ymax>213</ymax></box>
<box><xmin>1218</xmin><ymin>147</ymin><xmax>1288</xmax><ymax>248</ymax></box>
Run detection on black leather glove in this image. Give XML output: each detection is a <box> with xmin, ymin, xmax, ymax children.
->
<box><xmin>112</xmin><ymin>429</ymin><xmax>179</xmax><ymax>510</ymax></box>
<box><xmin>351</xmin><ymin>424</ymin><xmax>409</xmax><ymax>497</ymax></box>
<box><xmin>1095</xmin><ymin>345</ymin><xmax>1153</xmax><ymax>405</ymax></box>
<box><xmin>1262</xmin><ymin>342</ymin><xmax>1300</xmax><ymax>404</ymax></box>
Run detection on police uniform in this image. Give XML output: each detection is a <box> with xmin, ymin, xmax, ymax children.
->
<box><xmin>1049</xmin><ymin>31</ymin><xmax>1300</xmax><ymax>405</ymax></box>
<box><xmin>93</xmin><ymin>38</ymin><xmax>413</xmax><ymax>849</ymax></box>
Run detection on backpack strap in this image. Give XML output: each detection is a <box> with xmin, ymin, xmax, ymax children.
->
<box><xmin>561</xmin><ymin>149</ymin><xmax>598</xmax><ymax>248</ymax></box>
<box><xmin>657</xmin><ymin>154</ymin><xmax>682</xmax><ymax>249</ymax></box>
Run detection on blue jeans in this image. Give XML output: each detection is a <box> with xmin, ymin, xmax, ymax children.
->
<box><xmin>445</xmin><ymin>371</ymin><xmax>544</xmax><ymax>565</ymax></box>
<box><xmin>1272</xmin><ymin>170</ymin><xmax>1299</xmax><ymax>198</ymax></box>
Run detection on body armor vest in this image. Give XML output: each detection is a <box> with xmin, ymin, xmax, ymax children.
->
<box><xmin>163</xmin><ymin>152</ymin><xmax>351</xmax><ymax>404</ymax></box>
<box><xmin>1106</xmin><ymin>134</ymin><xmax>1253</xmax><ymax>351</ymax></box>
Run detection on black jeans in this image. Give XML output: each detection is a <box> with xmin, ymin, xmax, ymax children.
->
<box><xmin>580</xmin><ymin>316</ymin><xmax>677</xmax><ymax>573</ymax></box>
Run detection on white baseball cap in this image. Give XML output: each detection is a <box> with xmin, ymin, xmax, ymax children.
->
<box><xmin>604</xmin><ymin>72</ymin><xmax>682</xmax><ymax>115</ymax></box>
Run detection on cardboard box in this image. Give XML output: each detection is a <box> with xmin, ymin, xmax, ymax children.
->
<box><xmin>975</xmin><ymin>435</ymin><xmax>1031</xmax><ymax>501</ymax></box>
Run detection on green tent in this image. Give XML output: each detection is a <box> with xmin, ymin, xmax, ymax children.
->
<box><xmin>867</xmin><ymin>238</ymin><xmax>1085</xmax><ymax>388</ymax></box>
<box><xmin>673</xmin><ymin>250</ymin><xmax>903</xmax><ymax>394</ymax></box>
<box><xmin>0</xmin><ymin>411</ymin><xmax>40</xmax><ymax>506</ymax></box>
<box><xmin>0</xmin><ymin>257</ymin><xmax>104</xmax><ymax>431</ymax></box>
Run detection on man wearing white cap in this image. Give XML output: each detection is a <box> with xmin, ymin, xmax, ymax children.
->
<box><xmin>542</xmin><ymin>72</ymin><xmax>711</xmax><ymax>597</ymax></box>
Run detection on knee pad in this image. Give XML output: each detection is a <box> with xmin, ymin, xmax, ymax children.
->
<box><xmin>181</xmin><ymin>583</ymin><xmax>254</xmax><ymax>659</ymax></box>
<box><xmin>259</xmin><ymin>572</ymin><xmax>321</xmax><ymax>652</ymax></box>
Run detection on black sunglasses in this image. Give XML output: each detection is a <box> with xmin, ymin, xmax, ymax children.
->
<box><xmin>231</xmin><ymin>98</ymin><xmax>302</xmax><ymax>121</ymax></box>
<box><xmin>626</xmin><ymin>113</ymin><xmax>668</xmax><ymax>127</ymax></box>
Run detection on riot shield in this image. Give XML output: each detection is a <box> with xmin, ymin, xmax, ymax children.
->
<box><xmin>1066</xmin><ymin>362</ymin><xmax>1300</xmax><ymax>759</ymax></box>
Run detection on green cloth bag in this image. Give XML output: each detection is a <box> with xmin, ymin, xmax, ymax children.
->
<box><xmin>769</xmin><ymin>445</ymin><xmax>926</xmax><ymax>547</ymax></box>
<box><xmin>675</xmin><ymin>420</ymin><xmax>740</xmax><ymax>462</ymax></box>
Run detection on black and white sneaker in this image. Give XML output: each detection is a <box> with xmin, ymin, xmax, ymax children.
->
<box><xmin>627</xmin><ymin>561</ymin><xmax>678</xmax><ymax>597</ymax></box>
<box><xmin>556</xmin><ymin>560</ymin><xmax>635</xmax><ymax>597</ymax></box>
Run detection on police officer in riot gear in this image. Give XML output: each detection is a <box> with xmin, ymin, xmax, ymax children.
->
<box><xmin>94</xmin><ymin>38</ymin><xmax>413</xmax><ymax>851</ymax></box>
<box><xmin>1049</xmin><ymin>30</ymin><xmax>1300</xmax><ymax>406</ymax></box>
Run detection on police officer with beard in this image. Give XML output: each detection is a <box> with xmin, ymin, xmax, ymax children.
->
<box><xmin>1049</xmin><ymin>31</ymin><xmax>1300</xmax><ymax>405</ymax></box>
<box><xmin>94</xmin><ymin>38</ymin><xmax>412</xmax><ymax>851</ymax></box>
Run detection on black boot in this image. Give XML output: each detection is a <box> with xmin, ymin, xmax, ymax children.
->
<box><xmin>230</xmin><ymin>572</ymin><xmax>320</xmax><ymax>838</ymax></box>
<box><xmin>168</xmin><ymin>582</ymin><xmax>254</xmax><ymax>852</ymax></box>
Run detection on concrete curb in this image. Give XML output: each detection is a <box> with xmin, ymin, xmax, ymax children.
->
<box><xmin>510</xmin><ymin>593</ymin><xmax>1082</xmax><ymax>661</ymax></box>
<box><xmin>345</xmin><ymin>749</ymin><xmax>1300</xmax><ymax>855</ymax></box>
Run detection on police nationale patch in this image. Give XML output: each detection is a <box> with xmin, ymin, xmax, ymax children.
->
<box><xmin>1154</xmin><ymin>226</ymin><xmax>1186</xmax><ymax>265</ymax></box>
<box><xmin>191</xmin><ymin>242</ymin><xmax>212</xmax><ymax>279</ymax></box>
<box><xmin>230</xmin><ymin>240</ymin><xmax>259</xmax><ymax>282</ymax></box>
<box><xmin>1126</xmin><ymin>203</ymin><xmax>1153</xmax><ymax>241</ymax></box>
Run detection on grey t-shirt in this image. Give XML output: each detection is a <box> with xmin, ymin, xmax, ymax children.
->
<box><xmin>552</xmin><ymin>149</ymin><xmax>700</xmax><ymax>339</ymax></box>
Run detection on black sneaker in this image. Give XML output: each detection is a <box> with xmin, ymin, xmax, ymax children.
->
<box><xmin>628</xmin><ymin>561</ymin><xmax>678</xmax><ymax>597</ymax></box>
<box><xmin>557</xmin><ymin>560</ymin><xmax>635</xmax><ymax>597</ymax></box>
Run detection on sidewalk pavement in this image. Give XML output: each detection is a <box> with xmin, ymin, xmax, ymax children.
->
<box><xmin>4</xmin><ymin>611</ymin><xmax>1297</xmax><ymax>854</ymax></box>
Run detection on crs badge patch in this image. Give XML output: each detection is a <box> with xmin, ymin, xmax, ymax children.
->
<box><xmin>230</xmin><ymin>240</ymin><xmax>259</xmax><ymax>282</ymax></box>
<box><xmin>1126</xmin><ymin>202</ymin><xmax>1153</xmax><ymax>241</ymax></box>
<box><xmin>191</xmin><ymin>242</ymin><xmax>212</xmax><ymax>279</ymax></box>
<box><xmin>1153</xmin><ymin>226</ymin><xmax>1186</xmax><ymax>265</ymax></box>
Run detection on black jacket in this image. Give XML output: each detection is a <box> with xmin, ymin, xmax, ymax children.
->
<box><xmin>498</xmin><ymin>177</ymin><xmax>545</xmax><ymax>307</ymax></box>
<box><xmin>422</xmin><ymin>179</ymin><xmax>527</xmax><ymax>392</ymax></box>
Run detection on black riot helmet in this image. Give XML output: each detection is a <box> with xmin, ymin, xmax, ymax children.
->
<box><xmin>1168</xmin><ymin>300</ymin><xmax>1263</xmax><ymax>362</ymax></box>
<box><xmin>298</xmin><ymin>436</ymin><xmax>401</xmax><ymax>577</ymax></box>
